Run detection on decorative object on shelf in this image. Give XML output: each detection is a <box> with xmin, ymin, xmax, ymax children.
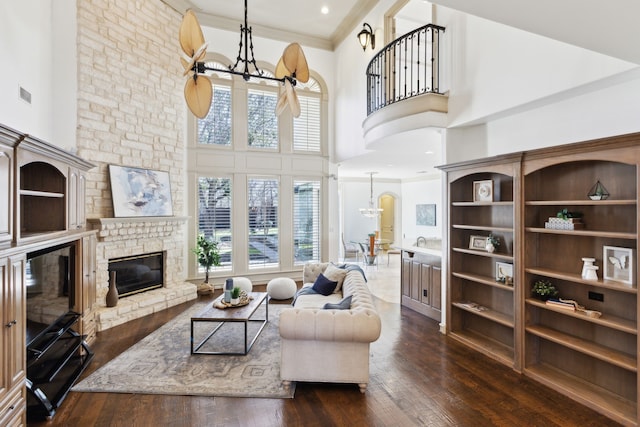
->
<box><xmin>178</xmin><ymin>4</ymin><xmax>309</xmax><ymax>119</ymax></box>
<box><xmin>495</xmin><ymin>262</ymin><xmax>513</xmax><ymax>285</ymax></box>
<box><xmin>230</xmin><ymin>287</ymin><xmax>241</xmax><ymax>305</ymax></box>
<box><xmin>109</xmin><ymin>165</ymin><xmax>174</xmax><ymax>217</ymax></box>
<box><xmin>469</xmin><ymin>235</ymin><xmax>489</xmax><ymax>251</ymax></box>
<box><xmin>583</xmin><ymin>265</ymin><xmax>599</xmax><ymax>281</ymax></box>
<box><xmin>603</xmin><ymin>245</ymin><xmax>635</xmax><ymax>285</ymax></box>
<box><xmin>473</xmin><ymin>179</ymin><xmax>493</xmax><ymax>202</ymax></box>
<box><xmin>192</xmin><ymin>233</ymin><xmax>221</xmax><ymax>295</ymax></box>
<box><xmin>581</xmin><ymin>257</ymin><xmax>596</xmax><ymax>279</ymax></box>
<box><xmin>531</xmin><ymin>279</ymin><xmax>559</xmax><ymax>301</ymax></box>
<box><xmin>486</xmin><ymin>234</ymin><xmax>500</xmax><ymax>253</ymax></box>
<box><xmin>360</xmin><ymin>172</ymin><xmax>383</xmax><ymax>217</ymax></box>
<box><xmin>545</xmin><ymin>209</ymin><xmax>584</xmax><ymax>230</ymax></box>
<box><xmin>106</xmin><ymin>271</ymin><xmax>119</xmax><ymax>307</ymax></box>
<box><xmin>588</xmin><ymin>180</ymin><xmax>610</xmax><ymax>200</ymax></box>
<box><xmin>416</xmin><ymin>204</ymin><xmax>436</xmax><ymax>226</ymax></box>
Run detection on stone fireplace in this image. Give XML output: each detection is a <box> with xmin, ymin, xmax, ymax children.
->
<box><xmin>88</xmin><ymin>217</ymin><xmax>196</xmax><ymax>332</ymax></box>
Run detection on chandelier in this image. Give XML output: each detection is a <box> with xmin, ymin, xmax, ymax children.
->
<box><xmin>179</xmin><ymin>0</ymin><xmax>309</xmax><ymax>119</ymax></box>
<box><xmin>360</xmin><ymin>172</ymin><xmax>383</xmax><ymax>218</ymax></box>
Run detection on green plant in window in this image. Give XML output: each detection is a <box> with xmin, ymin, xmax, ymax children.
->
<box><xmin>192</xmin><ymin>234</ymin><xmax>221</xmax><ymax>284</ymax></box>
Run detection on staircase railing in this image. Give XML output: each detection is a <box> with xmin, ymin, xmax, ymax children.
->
<box><xmin>366</xmin><ymin>24</ymin><xmax>446</xmax><ymax>115</ymax></box>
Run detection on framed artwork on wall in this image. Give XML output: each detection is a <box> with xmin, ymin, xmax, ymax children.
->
<box><xmin>109</xmin><ymin>165</ymin><xmax>174</xmax><ymax>217</ymax></box>
<box><xmin>416</xmin><ymin>204</ymin><xmax>436</xmax><ymax>226</ymax></box>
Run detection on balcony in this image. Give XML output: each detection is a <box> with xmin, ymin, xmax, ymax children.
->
<box><xmin>363</xmin><ymin>24</ymin><xmax>448</xmax><ymax>145</ymax></box>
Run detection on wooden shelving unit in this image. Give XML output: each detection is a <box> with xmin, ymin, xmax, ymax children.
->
<box><xmin>439</xmin><ymin>134</ymin><xmax>640</xmax><ymax>426</ymax></box>
<box><xmin>440</xmin><ymin>153</ymin><xmax>522</xmax><ymax>371</ymax></box>
<box><xmin>523</xmin><ymin>143</ymin><xmax>639</xmax><ymax>425</ymax></box>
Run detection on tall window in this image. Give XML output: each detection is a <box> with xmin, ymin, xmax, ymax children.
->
<box><xmin>197</xmin><ymin>177</ymin><xmax>232</xmax><ymax>269</ymax></box>
<box><xmin>247</xmin><ymin>89</ymin><xmax>278</xmax><ymax>149</ymax></box>
<box><xmin>248</xmin><ymin>177</ymin><xmax>279</xmax><ymax>268</ymax></box>
<box><xmin>293</xmin><ymin>77</ymin><xmax>322</xmax><ymax>152</ymax></box>
<box><xmin>197</xmin><ymin>62</ymin><xmax>232</xmax><ymax>146</ymax></box>
<box><xmin>293</xmin><ymin>180</ymin><xmax>320</xmax><ymax>263</ymax></box>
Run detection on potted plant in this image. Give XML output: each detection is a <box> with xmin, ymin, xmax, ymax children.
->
<box><xmin>192</xmin><ymin>234</ymin><xmax>221</xmax><ymax>295</ymax></box>
<box><xmin>531</xmin><ymin>279</ymin><xmax>559</xmax><ymax>301</ymax></box>
<box><xmin>486</xmin><ymin>234</ymin><xmax>500</xmax><ymax>253</ymax></box>
<box><xmin>230</xmin><ymin>286</ymin><xmax>241</xmax><ymax>305</ymax></box>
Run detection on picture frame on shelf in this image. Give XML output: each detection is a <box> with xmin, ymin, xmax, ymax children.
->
<box><xmin>469</xmin><ymin>235</ymin><xmax>488</xmax><ymax>251</ymax></box>
<box><xmin>603</xmin><ymin>246</ymin><xmax>635</xmax><ymax>285</ymax></box>
<box><xmin>495</xmin><ymin>261</ymin><xmax>514</xmax><ymax>285</ymax></box>
<box><xmin>473</xmin><ymin>180</ymin><xmax>493</xmax><ymax>202</ymax></box>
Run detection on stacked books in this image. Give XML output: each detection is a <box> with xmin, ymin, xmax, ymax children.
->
<box><xmin>545</xmin><ymin>217</ymin><xmax>584</xmax><ymax>230</ymax></box>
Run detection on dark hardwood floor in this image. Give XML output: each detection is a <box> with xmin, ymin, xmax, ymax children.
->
<box><xmin>28</xmin><ymin>287</ymin><xmax>620</xmax><ymax>427</ymax></box>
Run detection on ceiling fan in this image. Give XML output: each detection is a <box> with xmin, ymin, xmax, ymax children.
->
<box><xmin>178</xmin><ymin>1</ymin><xmax>309</xmax><ymax>119</ymax></box>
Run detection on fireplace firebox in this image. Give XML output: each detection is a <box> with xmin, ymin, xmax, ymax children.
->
<box><xmin>108</xmin><ymin>252</ymin><xmax>164</xmax><ymax>297</ymax></box>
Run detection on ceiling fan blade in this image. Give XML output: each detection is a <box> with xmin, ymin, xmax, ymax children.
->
<box><xmin>184</xmin><ymin>75</ymin><xmax>212</xmax><ymax>119</ymax></box>
<box><xmin>288</xmin><ymin>85</ymin><xmax>301</xmax><ymax>118</ymax></box>
<box><xmin>179</xmin><ymin>10</ymin><xmax>205</xmax><ymax>57</ymax></box>
<box><xmin>282</xmin><ymin>43</ymin><xmax>309</xmax><ymax>83</ymax></box>
<box><xmin>275</xmin><ymin>57</ymin><xmax>290</xmax><ymax>79</ymax></box>
<box><xmin>182</xmin><ymin>42</ymin><xmax>209</xmax><ymax>76</ymax></box>
<box><xmin>275</xmin><ymin>86</ymin><xmax>288</xmax><ymax>117</ymax></box>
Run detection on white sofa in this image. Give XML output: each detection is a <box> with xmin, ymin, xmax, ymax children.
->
<box><xmin>279</xmin><ymin>262</ymin><xmax>382</xmax><ymax>393</ymax></box>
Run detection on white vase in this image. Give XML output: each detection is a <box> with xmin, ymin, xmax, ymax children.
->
<box><xmin>231</xmin><ymin>297</ymin><xmax>239</xmax><ymax>305</ymax></box>
<box><xmin>581</xmin><ymin>257</ymin><xmax>595</xmax><ymax>279</ymax></box>
<box><xmin>584</xmin><ymin>265</ymin><xmax>599</xmax><ymax>281</ymax></box>
<box><xmin>485</xmin><ymin>242</ymin><xmax>495</xmax><ymax>253</ymax></box>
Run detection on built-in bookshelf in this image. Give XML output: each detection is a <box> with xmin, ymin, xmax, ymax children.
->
<box><xmin>439</xmin><ymin>133</ymin><xmax>640</xmax><ymax>426</ymax></box>
<box><xmin>440</xmin><ymin>154</ymin><xmax>522</xmax><ymax>370</ymax></box>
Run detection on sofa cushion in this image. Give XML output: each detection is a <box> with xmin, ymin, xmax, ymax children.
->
<box><xmin>323</xmin><ymin>264</ymin><xmax>347</xmax><ymax>293</ymax></box>
<box><xmin>323</xmin><ymin>295</ymin><xmax>352</xmax><ymax>310</ymax></box>
<box><xmin>312</xmin><ymin>273</ymin><xmax>338</xmax><ymax>296</ymax></box>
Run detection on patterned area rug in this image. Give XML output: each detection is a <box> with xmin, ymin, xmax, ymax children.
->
<box><xmin>72</xmin><ymin>303</ymin><xmax>295</xmax><ymax>398</ymax></box>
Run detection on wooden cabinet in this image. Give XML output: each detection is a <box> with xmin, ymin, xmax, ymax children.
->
<box><xmin>522</xmin><ymin>140</ymin><xmax>639</xmax><ymax>426</ymax></box>
<box><xmin>401</xmin><ymin>251</ymin><xmax>442</xmax><ymax>321</ymax></box>
<box><xmin>441</xmin><ymin>155</ymin><xmax>521</xmax><ymax>370</ymax></box>
<box><xmin>439</xmin><ymin>134</ymin><xmax>640</xmax><ymax>425</ymax></box>
<box><xmin>0</xmin><ymin>255</ymin><xmax>27</xmax><ymax>427</ymax></box>
<box><xmin>16</xmin><ymin>135</ymin><xmax>93</xmax><ymax>242</ymax></box>
<box><xmin>0</xmin><ymin>126</ymin><xmax>20</xmax><ymax>246</ymax></box>
<box><xmin>0</xmin><ymin>124</ymin><xmax>96</xmax><ymax>422</ymax></box>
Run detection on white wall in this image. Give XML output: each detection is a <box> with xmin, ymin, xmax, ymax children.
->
<box><xmin>437</xmin><ymin>7</ymin><xmax>637</xmax><ymax>129</ymax></box>
<box><xmin>401</xmin><ymin>176</ymin><xmax>443</xmax><ymax>245</ymax></box>
<box><xmin>0</xmin><ymin>1</ymin><xmax>54</xmax><ymax>140</ymax></box>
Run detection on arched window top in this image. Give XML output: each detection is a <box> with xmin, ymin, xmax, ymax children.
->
<box><xmin>296</xmin><ymin>77</ymin><xmax>321</xmax><ymax>93</ymax></box>
<box><xmin>203</xmin><ymin>61</ymin><xmax>233</xmax><ymax>80</ymax></box>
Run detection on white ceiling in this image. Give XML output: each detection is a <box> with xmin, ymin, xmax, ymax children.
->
<box><xmin>163</xmin><ymin>0</ymin><xmax>378</xmax><ymax>50</ymax></box>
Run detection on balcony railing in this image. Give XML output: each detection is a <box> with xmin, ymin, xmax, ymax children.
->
<box><xmin>366</xmin><ymin>24</ymin><xmax>446</xmax><ymax>115</ymax></box>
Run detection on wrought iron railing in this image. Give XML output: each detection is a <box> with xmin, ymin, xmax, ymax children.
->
<box><xmin>366</xmin><ymin>24</ymin><xmax>446</xmax><ymax>115</ymax></box>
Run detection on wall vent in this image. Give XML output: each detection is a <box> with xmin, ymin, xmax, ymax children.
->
<box><xmin>19</xmin><ymin>86</ymin><xmax>32</xmax><ymax>104</ymax></box>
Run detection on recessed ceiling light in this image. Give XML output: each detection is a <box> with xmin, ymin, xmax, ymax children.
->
<box><xmin>321</xmin><ymin>6</ymin><xmax>329</xmax><ymax>14</ymax></box>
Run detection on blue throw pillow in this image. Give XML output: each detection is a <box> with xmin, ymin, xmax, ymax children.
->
<box><xmin>323</xmin><ymin>295</ymin><xmax>352</xmax><ymax>310</ymax></box>
<box><xmin>312</xmin><ymin>273</ymin><xmax>338</xmax><ymax>296</ymax></box>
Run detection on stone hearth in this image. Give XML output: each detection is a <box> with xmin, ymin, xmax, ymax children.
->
<box><xmin>88</xmin><ymin>217</ymin><xmax>197</xmax><ymax>331</ymax></box>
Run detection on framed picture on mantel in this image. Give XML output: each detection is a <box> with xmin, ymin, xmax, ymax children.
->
<box><xmin>109</xmin><ymin>165</ymin><xmax>174</xmax><ymax>217</ymax></box>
